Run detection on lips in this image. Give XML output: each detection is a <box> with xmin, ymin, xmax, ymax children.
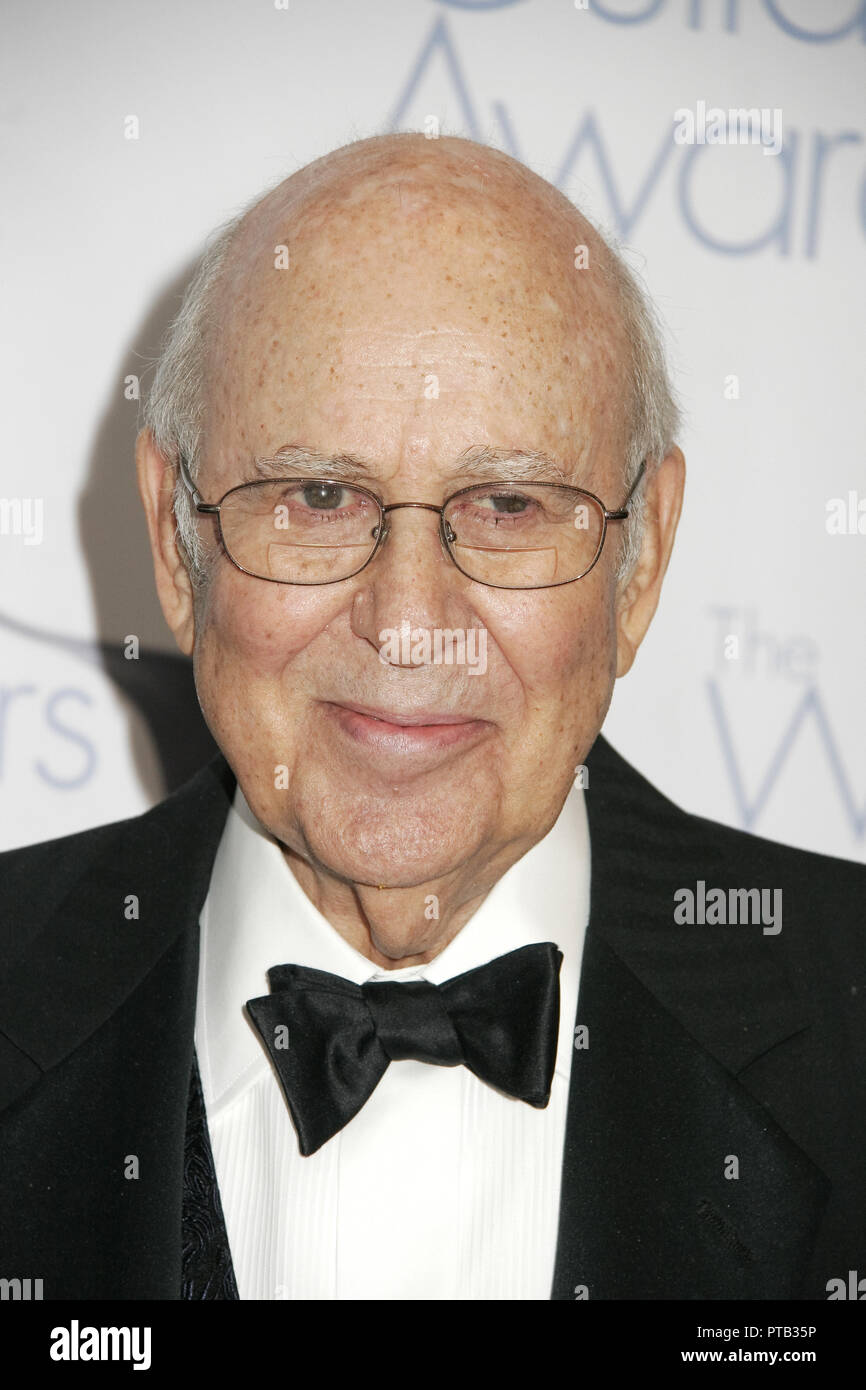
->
<box><xmin>331</xmin><ymin>701</ymin><xmax>480</xmax><ymax>727</ymax></box>
<box><xmin>323</xmin><ymin>700</ymin><xmax>489</xmax><ymax>755</ymax></box>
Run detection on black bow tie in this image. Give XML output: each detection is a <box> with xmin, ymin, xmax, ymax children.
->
<box><xmin>246</xmin><ymin>942</ymin><xmax>562</xmax><ymax>1156</ymax></box>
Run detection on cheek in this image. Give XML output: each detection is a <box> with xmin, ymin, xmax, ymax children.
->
<box><xmin>487</xmin><ymin>573</ymin><xmax>618</xmax><ymax>709</ymax></box>
<box><xmin>194</xmin><ymin>571</ymin><xmax>334</xmax><ymax>677</ymax></box>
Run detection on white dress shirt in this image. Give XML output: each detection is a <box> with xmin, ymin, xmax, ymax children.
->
<box><xmin>194</xmin><ymin>782</ymin><xmax>590</xmax><ymax>1300</ymax></box>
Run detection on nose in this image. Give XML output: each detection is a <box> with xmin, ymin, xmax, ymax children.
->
<box><xmin>349</xmin><ymin>503</ymin><xmax>465</xmax><ymax>667</ymax></box>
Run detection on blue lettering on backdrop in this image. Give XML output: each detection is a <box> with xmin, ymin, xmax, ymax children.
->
<box><xmin>707</xmin><ymin>680</ymin><xmax>866</xmax><ymax>837</ymax></box>
<box><xmin>586</xmin><ymin>0</ymin><xmax>866</xmax><ymax>41</ymax></box>
<box><xmin>390</xmin><ymin>14</ymin><xmax>866</xmax><ymax>257</ymax></box>
<box><xmin>677</xmin><ymin>136</ymin><xmax>797</xmax><ymax>256</ymax></box>
<box><xmin>589</xmin><ymin>0</ymin><xmax>666</xmax><ymax>22</ymax></box>
<box><xmin>0</xmin><ymin>685</ymin><xmax>36</xmax><ymax>778</ymax></box>
<box><xmin>805</xmin><ymin>130</ymin><xmax>864</xmax><ymax>256</ymax></box>
<box><xmin>432</xmin><ymin>0</ymin><xmax>866</xmax><ymax>39</ymax></box>
<box><xmin>37</xmin><ymin>688</ymin><xmax>97</xmax><ymax>789</ymax></box>
<box><xmin>0</xmin><ymin>683</ymin><xmax>97</xmax><ymax>789</ymax></box>
<box><xmin>554</xmin><ymin>113</ymin><xmax>676</xmax><ymax>237</ymax></box>
<box><xmin>761</xmin><ymin>0</ymin><xmax>866</xmax><ymax>43</ymax></box>
<box><xmin>391</xmin><ymin>15</ymin><xmax>483</xmax><ymax>138</ymax></box>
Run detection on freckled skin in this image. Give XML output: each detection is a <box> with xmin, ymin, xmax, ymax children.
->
<box><xmin>137</xmin><ymin>134</ymin><xmax>684</xmax><ymax>968</ymax></box>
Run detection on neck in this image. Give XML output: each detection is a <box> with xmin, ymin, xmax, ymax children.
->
<box><xmin>281</xmin><ymin>837</ymin><xmax>534</xmax><ymax>969</ymax></box>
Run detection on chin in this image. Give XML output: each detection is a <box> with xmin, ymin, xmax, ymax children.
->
<box><xmin>319</xmin><ymin>833</ymin><xmax>473</xmax><ymax>892</ymax></box>
<box><xmin>305</xmin><ymin>794</ymin><xmax>489</xmax><ymax>889</ymax></box>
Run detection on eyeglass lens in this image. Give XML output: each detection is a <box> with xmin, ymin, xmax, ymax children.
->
<box><xmin>217</xmin><ymin>479</ymin><xmax>606</xmax><ymax>587</ymax></box>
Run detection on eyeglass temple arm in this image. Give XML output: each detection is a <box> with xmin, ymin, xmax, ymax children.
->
<box><xmin>178</xmin><ymin>453</ymin><xmax>219</xmax><ymax>513</ymax></box>
<box><xmin>605</xmin><ymin>459</ymin><xmax>646</xmax><ymax>521</ymax></box>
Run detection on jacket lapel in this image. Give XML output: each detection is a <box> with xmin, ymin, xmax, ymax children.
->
<box><xmin>551</xmin><ymin>736</ymin><xmax>829</xmax><ymax>1299</ymax></box>
<box><xmin>0</xmin><ymin>754</ymin><xmax>236</xmax><ymax>1114</ymax></box>
<box><xmin>0</xmin><ymin>754</ymin><xmax>238</xmax><ymax>1299</ymax></box>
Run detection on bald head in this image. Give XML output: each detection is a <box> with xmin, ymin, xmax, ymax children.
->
<box><xmin>204</xmin><ymin>133</ymin><xmax>630</xmax><ymax>472</ymax></box>
<box><xmin>218</xmin><ymin>133</ymin><xmax>616</xmax><ymax>290</ymax></box>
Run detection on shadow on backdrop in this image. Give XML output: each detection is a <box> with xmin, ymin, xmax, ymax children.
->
<box><xmin>0</xmin><ymin>261</ymin><xmax>221</xmax><ymax>802</ymax></box>
<box><xmin>79</xmin><ymin>258</ymin><xmax>218</xmax><ymax>796</ymax></box>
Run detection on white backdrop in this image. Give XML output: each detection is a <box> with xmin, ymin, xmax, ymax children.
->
<box><xmin>1</xmin><ymin>0</ymin><xmax>864</xmax><ymax>861</ymax></box>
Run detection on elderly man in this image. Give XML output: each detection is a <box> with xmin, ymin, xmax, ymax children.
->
<box><xmin>0</xmin><ymin>134</ymin><xmax>863</xmax><ymax>1303</ymax></box>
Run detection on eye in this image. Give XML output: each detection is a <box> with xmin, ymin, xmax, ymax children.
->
<box><xmin>301</xmin><ymin>482</ymin><xmax>345</xmax><ymax>510</ymax></box>
<box><xmin>466</xmin><ymin>489</ymin><xmax>539</xmax><ymax>522</ymax></box>
<box><xmin>485</xmin><ymin>492</ymin><xmax>531</xmax><ymax>515</ymax></box>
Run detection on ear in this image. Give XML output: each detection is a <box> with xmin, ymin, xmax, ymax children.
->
<box><xmin>135</xmin><ymin>428</ymin><xmax>197</xmax><ymax>656</ymax></box>
<box><xmin>614</xmin><ymin>445</ymin><xmax>685</xmax><ymax>678</ymax></box>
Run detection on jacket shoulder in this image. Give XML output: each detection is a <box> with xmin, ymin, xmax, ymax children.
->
<box><xmin>0</xmin><ymin>754</ymin><xmax>235</xmax><ymax>967</ymax></box>
<box><xmin>588</xmin><ymin>732</ymin><xmax>866</xmax><ymax>884</ymax></box>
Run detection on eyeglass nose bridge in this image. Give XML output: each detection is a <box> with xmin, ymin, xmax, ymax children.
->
<box><xmin>371</xmin><ymin>501</ymin><xmax>456</xmax><ymax>565</ymax></box>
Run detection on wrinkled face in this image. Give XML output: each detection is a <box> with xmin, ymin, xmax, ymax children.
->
<box><xmin>190</xmin><ymin>158</ymin><xmax>633</xmax><ymax>889</ymax></box>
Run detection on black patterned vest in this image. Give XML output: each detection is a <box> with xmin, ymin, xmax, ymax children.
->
<box><xmin>181</xmin><ymin>1053</ymin><xmax>239</xmax><ymax>1299</ymax></box>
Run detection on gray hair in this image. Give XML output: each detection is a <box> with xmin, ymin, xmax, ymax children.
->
<box><xmin>142</xmin><ymin>186</ymin><xmax>681</xmax><ymax>589</ymax></box>
<box><xmin>142</xmin><ymin>205</ymin><xmax>249</xmax><ymax>588</ymax></box>
<box><xmin>591</xmin><ymin>222</ymin><xmax>683</xmax><ymax>579</ymax></box>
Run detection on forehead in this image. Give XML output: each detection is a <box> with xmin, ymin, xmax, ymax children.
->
<box><xmin>201</xmin><ymin>167</ymin><xmax>630</xmax><ymax>482</ymax></box>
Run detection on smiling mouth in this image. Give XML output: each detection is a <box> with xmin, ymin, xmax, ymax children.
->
<box><xmin>323</xmin><ymin>700</ymin><xmax>490</xmax><ymax>752</ymax></box>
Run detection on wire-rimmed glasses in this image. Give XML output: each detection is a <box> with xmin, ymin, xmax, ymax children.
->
<box><xmin>178</xmin><ymin>455</ymin><xmax>646</xmax><ymax>591</ymax></box>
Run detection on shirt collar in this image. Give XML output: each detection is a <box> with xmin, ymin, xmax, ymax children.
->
<box><xmin>196</xmin><ymin>781</ymin><xmax>590</xmax><ymax>1109</ymax></box>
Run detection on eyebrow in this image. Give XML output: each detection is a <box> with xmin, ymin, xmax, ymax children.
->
<box><xmin>252</xmin><ymin>447</ymin><xmax>374</xmax><ymax>481</ymax></box>
<box><xmin>252</xmin><ymin>444</ymin><xmax>578</xmax><ymax>487</ymax></box>
<box><xmin>447</xmin><ymin>447</ymin><xmax>576</xmax><ymax>486</ymax></box>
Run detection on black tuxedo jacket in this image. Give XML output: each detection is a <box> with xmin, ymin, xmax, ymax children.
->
<box><xmin>1</xmin><ymin>735</ymin><xmax>864</xmax><ymax>1300</ymax></box>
